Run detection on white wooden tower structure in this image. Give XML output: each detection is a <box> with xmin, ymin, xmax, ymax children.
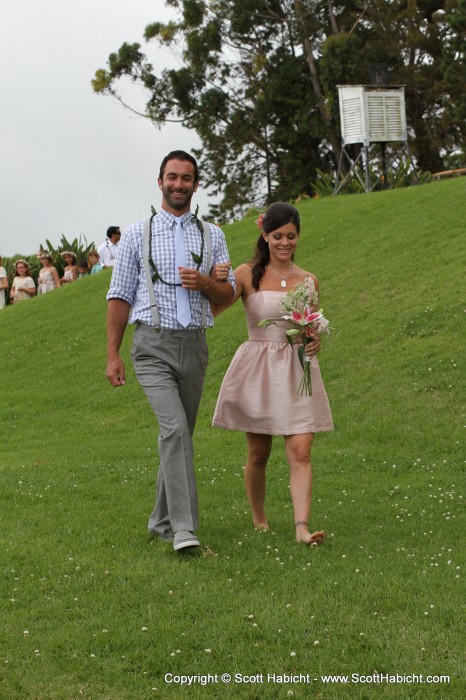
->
<box><xmin>334</xmin><ymin>85</ymin><xmax>416</xmax><ymax>194</ymax></box>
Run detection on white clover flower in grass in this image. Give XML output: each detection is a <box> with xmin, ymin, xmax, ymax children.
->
<box><xmin>141</xmin><ymin>627</ymin><xmax>148</xmax><ymax>632</ymax></box>
<box><xmin>314</xmin><ymin>640</ymin><xmax>320</xmax><ymax>646</ymax></box>
<box><xmin>204</xmin><ymin>649</ymin><xmax>211</xmax><ymax>654</ymax></box>
<box><xmin>290</xmin><ymin>651</ymin><xmax>296</xmax><ymax>657</ymax></box>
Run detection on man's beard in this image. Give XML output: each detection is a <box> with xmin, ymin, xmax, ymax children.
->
<box><xmin>162</xmin><ymin>185</ymin><xmax>193</xmax><ymax>211</ymax></box>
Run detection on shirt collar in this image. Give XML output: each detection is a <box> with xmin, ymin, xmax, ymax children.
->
<box><xmin>158</xmin><ymin>208</ymin><xmax>192</xmax><ymax>229</ymax></box>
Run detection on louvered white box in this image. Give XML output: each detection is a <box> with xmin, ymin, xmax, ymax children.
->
<box><xmin>338</xmin><ymin>85</ymin><xmax>407</xmax><ymax>145</ymax></box>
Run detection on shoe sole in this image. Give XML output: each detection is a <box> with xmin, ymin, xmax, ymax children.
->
<box><xmin>173</xmin><ymin>539</ymin><xmax>200</xmax><ymax>551</ymax></box>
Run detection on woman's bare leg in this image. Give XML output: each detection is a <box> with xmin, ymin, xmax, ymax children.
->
<box><xmin>244</xmin><ymin>433</ymin><xmax>273</xmax><ymax>529</ymax></box>
<box><xmin>285</xmin><ymin>433</ymin><xmax>325</xmax><ymax>544</ymax></box>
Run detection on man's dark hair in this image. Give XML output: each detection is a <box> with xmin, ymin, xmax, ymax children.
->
<box><xmin>159</xmin><ymin>150</ymin><xmax>199</xmax><ymax>183</ymax></box>
<box><xmin>106</xmin><ymin>226</ymin><xmax>120</xmax><ymax>239</ymax></box>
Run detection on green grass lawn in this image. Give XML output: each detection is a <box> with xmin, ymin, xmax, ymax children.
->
<box><xmin>1</xmin><ymin>179</ymin><xmax>464</xmax><ymax>699</ymax></box>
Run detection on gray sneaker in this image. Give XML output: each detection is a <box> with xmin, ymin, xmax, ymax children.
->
<box><xmin>173</xmin><ymin>530</ymin><xmax>200</xmax><ymax>551</ymax></box>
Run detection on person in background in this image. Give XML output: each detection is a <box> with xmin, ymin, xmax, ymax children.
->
<box><xmin>60</xmin><ymin>251</ymin><xmax>78</xmax><ymax>285</ymax></box>
<box><xmin>38</xmin><ymin>253</ymin><xmax>60</xmax><ymax>294</ymax></box>
<box><xmin>78</xmin><ymin>259</ymin><xmax>90</xmax><ymax>277</ymax></box>
<box><xmin>0</xmin><ymin>256</ymin><xmax>7</xmax><ymax>308</ymax></box>
<box><xmin>98</xmin><ymin>226</ymin><xmax>121</xmax><ymax>268</ymax></box>
<box><xmin>88</xmin><ymin>250</ymin><xmax>103</xmax><ymax>275</ymax></box>
<box><xmin>10</xmin><ymin>260</ymin><xmax>36</xmax><ymax>302</ymax></box>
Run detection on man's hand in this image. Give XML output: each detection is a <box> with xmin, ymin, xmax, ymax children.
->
<box><xmin>106</xmin><ymin>298</ymin><xmax>130</xmax><ymax>386</ymax></box>
<box><xmin>106</xmin><ymin>355</ymin><xmax>126</xmax><ymax>386</ymax></box>
<box><xmin>178</xmin><ymin>266</ymin><xmax>210</xmax><ymax>291</ymax></box>
<box><xmin>178</xmin><ymin>266</ymin><xmax>234</xmax><ymax>305</ymax></box>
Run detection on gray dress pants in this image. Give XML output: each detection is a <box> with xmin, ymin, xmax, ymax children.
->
<box><xmin>131</xmin><ymin>324</ymin><xmax>208</xmax><ymax>538</ymax></box>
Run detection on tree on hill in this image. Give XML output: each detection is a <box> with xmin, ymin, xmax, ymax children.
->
<box><xmin>92</xmin><ymin>0</ymin><xmax>465</xmax><ymax>219</ymax></box>
<box><xmin>441</xmin><ymin>0</ymin><xmax>466</xmax><ymax>163</ymax></box>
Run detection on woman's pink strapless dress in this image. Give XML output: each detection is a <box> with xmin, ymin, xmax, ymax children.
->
<box><xmin>213</xmin><ymin>291</ymin><xmax>334</xmax><ymax>435</ymax></box>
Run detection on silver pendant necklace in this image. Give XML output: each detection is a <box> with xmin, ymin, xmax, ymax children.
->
<box><xmin>268</xmin><ymin>263</ymin><xmax>295</xmax><ymax>288</ymax></box>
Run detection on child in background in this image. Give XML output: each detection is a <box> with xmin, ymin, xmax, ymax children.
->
<box><xmin>88</xmin><ymin>250</ymin><xmax>103</xmax><ymax>275</ymax></box>
<box><xmin>78</xmin><ymin>259</ymin><xmax>89</xmax><ymax>278</ymax></box>
<box><xmin>11</xmin><ymin>260</ymin><xmax>36</xmax><ymax>301</ymax></box>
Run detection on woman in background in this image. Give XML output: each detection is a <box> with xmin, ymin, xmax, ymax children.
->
<box><xmin>0</xmin><ymin>256</ymin><xmax>7</xmax><ymax>309</ymax></box>
<box><xmin>38</xmin><ymin>253</ymin><xmax>60</xmax><ymax>294</ymax></box>
<box><xmin>60</xmin><ymin>251</ymin><xmax>78</xmax><ymax>285</ymax></box>
<box><xmin>10</xmin><ymin>260</ymin><xmax>36</xmax><ymax>301</ymax></box>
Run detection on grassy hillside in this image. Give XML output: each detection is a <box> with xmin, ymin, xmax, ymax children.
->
<box><xmin>1</xmin><ymin>178</ymin><xmax>464</xmax><ymax>699</ymax></box>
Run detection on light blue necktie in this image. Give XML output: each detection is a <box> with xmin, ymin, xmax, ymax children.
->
<box><xmin>174</xmin><ymin>218</ymin><xmax>192</xmax><ymax>327</ymax></box>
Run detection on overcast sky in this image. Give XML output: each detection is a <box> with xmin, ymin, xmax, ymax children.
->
<box><xmin>0</xmin><ymin>0</ymin><xmax>209</xmax><ymax>257</ymax></box>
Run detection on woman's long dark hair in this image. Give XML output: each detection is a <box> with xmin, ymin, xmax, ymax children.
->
<box><xmin>251</xmin><ymin>203</ymin><xmax>300</xmax><ymax>290</ymax></box>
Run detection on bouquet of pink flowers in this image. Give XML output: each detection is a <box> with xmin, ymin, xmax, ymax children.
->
<box><xmin>258</xmin><ymin>277</ymin><xmax>330</xmax><ymax>395</ymax></box>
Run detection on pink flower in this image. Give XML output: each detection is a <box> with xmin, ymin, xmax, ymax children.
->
<box><xmin>255</xmin><ymin>213</ymin><xmax>265</xmax><ymax>230</ymax></box>
<box><xmin>283</xmin><ymin>306</ymin><xmax>322</xmax><ymax>326</ymax></box>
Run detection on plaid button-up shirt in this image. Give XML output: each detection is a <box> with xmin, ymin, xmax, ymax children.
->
<box><xmin>107</xmin><ymin>208</ymin><xmax>235</xmax><ymax>329</ymax></box>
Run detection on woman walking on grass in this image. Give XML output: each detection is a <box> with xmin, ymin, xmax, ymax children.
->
<box><xmin>211</xmin><ymin>203</ymin><xmax>333</xmax><ymax>546</ymax></box>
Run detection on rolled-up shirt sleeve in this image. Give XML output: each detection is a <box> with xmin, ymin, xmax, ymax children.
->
<box><xmin>106</xmin><ymin>226</ymin><xmax>141</xmax><ymax>306</ymax></box>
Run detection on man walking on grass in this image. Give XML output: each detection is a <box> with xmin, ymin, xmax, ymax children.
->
<box><xmin>105</xmin><ymin>150</ymin><xmax>235</xmax><ymax>551</ymax></box>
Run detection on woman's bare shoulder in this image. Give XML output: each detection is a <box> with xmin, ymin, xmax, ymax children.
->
<box><xmin>294</xmin><ymin>266</ymin><xmax>318</xmax><ymax>284</ymax></box>
<box><xmin>293</xmin><ymin>267</ymin><xmax>320</xmax><ymax>296</ymax></box>
<box><xmin>234</xmin><ymin>262</ymin><xmax>256</xmax><ymax>297</ymax></box>
<box><xmin>234</xmin><ymin>262</ymin><xmax>252</xmax><ymax>277</ymax></box>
